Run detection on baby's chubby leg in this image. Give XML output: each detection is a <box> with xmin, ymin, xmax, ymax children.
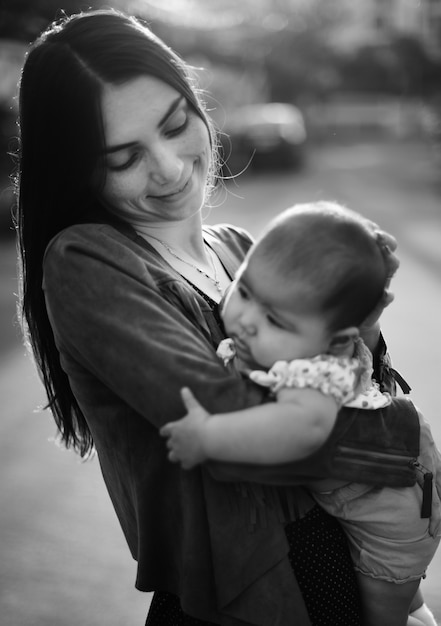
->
<box><xmin>356</xmin><ymin>572</ymin><xmax>421</xmax><ymax>626</ymax></box>
<box><xmin>409</xmin><ymin>589</ymin><xmax>438</xmax><ymax>626</ymax></box>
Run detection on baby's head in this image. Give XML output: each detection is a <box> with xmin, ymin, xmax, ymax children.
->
<box><xmin>254</xmin><ymin>201</ymin><xmax>389</xmax><ymax>331</ymax></box>
<box><xmin>222</xmin><ymin>201</ymin><xmax>391</xmax><ymax>369</ymax></box>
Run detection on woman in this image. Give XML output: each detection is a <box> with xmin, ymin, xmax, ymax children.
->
<box><xmin>15</xmin><ymin>9</ymin><xmax>416</xmax><ymax>626</ymax></box>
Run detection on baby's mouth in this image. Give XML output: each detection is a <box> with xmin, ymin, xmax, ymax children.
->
<box><xmin>233</xmin><ymin>336</ymin><xmax>251</xmax><ymax>357</ymax></box>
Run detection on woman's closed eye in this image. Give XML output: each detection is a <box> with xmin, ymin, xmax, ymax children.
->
<box><xmin>165</xmin><ymin>106</ymin><xmax>189</xmax><ymax>137</ymax></box>
<box><xmin>107</xmin><ymin>151</ymin><xmax>140</xmax><ymax>172</ymax></box>
<box><xmin>105</xmin><ymin>107</ymin><xmax>190</xmax><ymax>173</ymax></box>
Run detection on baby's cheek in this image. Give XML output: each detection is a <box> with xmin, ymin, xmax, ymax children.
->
<box><xmin>219</xmin><ymin>294</ymin><xmax>236</xmax><ymax>332</ymax></box>
<box><xmin>222</xmin><ymin>310</ymin><xmax>234</xmax><ymax>335</ymax></box>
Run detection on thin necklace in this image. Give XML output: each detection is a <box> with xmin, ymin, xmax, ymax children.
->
<box><xmin>147</xmin><ymin>235</ymin><xmax>223</xmax><ymax>295</ymax></box>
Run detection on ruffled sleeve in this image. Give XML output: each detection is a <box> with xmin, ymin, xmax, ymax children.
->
<box><xmin>249</xmin><ymin>354</ymin><xmax>362</xmax><ymax>407</ymax></box>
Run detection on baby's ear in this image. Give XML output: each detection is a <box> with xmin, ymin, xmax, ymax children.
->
<box><xmin>328</xmin><ymin>327</ymin><xmax>359</xmax><ymax>357</ymax></box>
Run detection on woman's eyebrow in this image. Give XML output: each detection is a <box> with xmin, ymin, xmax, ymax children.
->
<box><xmin>158</xmin><ymin>95</ymin><xmax>185</xmax><ymax>127</ymax></box>
<box><xmin>103</xmin><ymin>95</ymin><xmax>185</xmax><ymax>155</ymax></box>
<box><xmin>104</xmin><ymin>141</ymin><xmax>137</xmax><ymax>155</ymax></box>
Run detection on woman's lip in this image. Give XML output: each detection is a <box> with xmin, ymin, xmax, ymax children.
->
<box><xmin>150</xmin><ymin>176</ymin><xmax>191</xmax><ymax>200</ymax></box>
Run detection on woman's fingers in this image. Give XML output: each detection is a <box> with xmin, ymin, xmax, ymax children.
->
<box><xmin>377</xmin><ymin>230</ymin><xmax>397</xmax><ymax>252</ymax></box>
<box><xmin>383</xmin><ymin>291</ymin><xmax>395</xmax><ymax>308</ymax></box>
<box><xmin>374</xmin><ymin>228</ymin><xmax>400</xmax><ymax>284</ymax></box>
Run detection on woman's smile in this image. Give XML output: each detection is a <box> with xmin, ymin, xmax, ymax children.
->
<box><xmin>148</xmin><ymin>168</ymin><xmax>193</xmax><ymax>201</ymax></box>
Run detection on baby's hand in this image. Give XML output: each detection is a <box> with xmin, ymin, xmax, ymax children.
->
<box><xmin>159</xmin><ymin>388</ymin><xmax>211</xmax><ymax>469</ymax></box>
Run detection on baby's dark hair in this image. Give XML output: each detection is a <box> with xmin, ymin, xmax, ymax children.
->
<box><xmin>253</xmin><ymin>202</ymin><xmax>390</xmax><ymax>331</ymax></box>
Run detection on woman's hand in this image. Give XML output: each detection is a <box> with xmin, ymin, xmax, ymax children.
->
<box><xmin>359</xmin><ymin>228</ymin><xmax>400</xmax><ymax>351</ymax></box>
<box><xmin>160</xmin><ymin>388</ymin><xmax>211</xmax><ymax>469</ymax></box>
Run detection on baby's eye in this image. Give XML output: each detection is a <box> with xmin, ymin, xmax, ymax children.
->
<box><xmin>237</xmin><ymin>284</ymin><xmax>249</xmax><ymax>300</ymax></box>
<box><xmin>266</xmin><ymin>314</ymin><xmax>284</xmax><ymax>329</ymax></box>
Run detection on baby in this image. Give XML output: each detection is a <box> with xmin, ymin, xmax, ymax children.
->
<box><xmin>161</xmin><ymin>201</ymin><xmax>441</xmax><ymax>626</ymax></box>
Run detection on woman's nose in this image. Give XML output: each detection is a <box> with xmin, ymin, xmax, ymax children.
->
<box><xmin>149</xmin><ymin>144</ymin><xmax>184</xmax><ymax>186</ymax></box>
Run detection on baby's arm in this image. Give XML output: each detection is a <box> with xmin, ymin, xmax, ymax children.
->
<box><xmin>160</xmin><ymin>386</ymin><xmax>339</xmax><ymax>469</ymax></box>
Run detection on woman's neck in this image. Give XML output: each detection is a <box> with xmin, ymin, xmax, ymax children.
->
<box><xmin>135</xmin><ymin>217</ymin><xmax>206</xmax><ymax>261</ymax></box>
<box><xmin>134</xmin><ymin>217</ymin><xmax>231</xmax><ymax>303</ymax></box>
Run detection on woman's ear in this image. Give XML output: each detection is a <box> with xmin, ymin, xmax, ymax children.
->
<box><xmin>328</xmin><ymin>327</ymin><xmax>359</xmax><ymax>357</ymax></box>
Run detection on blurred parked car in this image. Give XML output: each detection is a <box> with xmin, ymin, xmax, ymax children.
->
<box><xmin>220</xmin><ymin>102</ymin><xmax>307</xmax><ymax>175</ymax></box>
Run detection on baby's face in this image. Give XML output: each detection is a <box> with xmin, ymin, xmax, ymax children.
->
<box><xmin>222</xmin><ymin>255</ymin><xmax>332</xmax><ymax>370</ymax></box>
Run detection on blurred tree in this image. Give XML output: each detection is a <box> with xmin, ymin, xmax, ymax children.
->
<box><xmin>120</xmin><ymin>0</ymin><xmax>346</xmax><ymax>106</ymax></box>
<box><xmin>0</xmin><ymin>0</ymin><xmax>103</xmax><ymax>41</ymax></box>
<box><xmin>339</xmin><ymin>35</ymin><xmax>441</xmax><ymax>96</ymax></box>
<box><xmin>339</xmin><ymin>45</ymin><xmax>400</xmax><ymax>94</ymax></box>
<box><xmin>2</xmin><ymin>0</ymin><xmax>440</xmax><ymax>106</ymax></box>
<box><xmin>391</xmin><ymin>35</ymin><xmax>441</xmax><ymax>97</ymax></box>
<box><xmin>256</xmin><ymin>0</ymin><xmax>345</xmax><ymax>102</ymax></box>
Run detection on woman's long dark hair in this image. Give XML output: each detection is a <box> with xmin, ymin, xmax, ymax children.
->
<box><xmin>15</xmin><ymin>9</ymin><xmax>216</xmax><ymax>457</ymax></box>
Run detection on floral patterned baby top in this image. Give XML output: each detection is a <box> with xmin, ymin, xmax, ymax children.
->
<box><xmin>216</xmin><ymin>338</ymin><xmax>391</xmax><ymax>410</ymax></box>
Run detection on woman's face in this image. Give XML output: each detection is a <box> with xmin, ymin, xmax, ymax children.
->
<box><xmin>99</xmin><ymin>75</ymin><xmax>211</xmax><ymax>227</ymax></box>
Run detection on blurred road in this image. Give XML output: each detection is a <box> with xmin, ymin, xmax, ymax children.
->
<box><xmin>1</xmin><ymin>137</ymin><xmax>440</xmax><ymax>625</ymax></box>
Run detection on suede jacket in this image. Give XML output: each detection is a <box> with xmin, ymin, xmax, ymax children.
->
<box><xmin>42</xmin><ymin>219</ymin><xmax>420</xmax><ymax>626</ymax></box>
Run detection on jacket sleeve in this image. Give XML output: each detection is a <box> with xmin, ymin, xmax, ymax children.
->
<box><xmin>43</xmin><ymin>225</ymin><xmax>264</xmax><ymax>430</ymax></box>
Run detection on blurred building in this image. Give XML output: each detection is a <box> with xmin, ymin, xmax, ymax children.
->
<box><xmin>329</xmin><ymin>0</ymin><xmax>441</xmax><ymax>57</ymax></box>
<box><xmin>420</xmin><ymin>0</ymin><xmax>441</xmax><ymax>56</ymax></box>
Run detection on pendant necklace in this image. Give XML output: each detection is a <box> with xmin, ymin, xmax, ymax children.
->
<box><xmin>147</xmin><ymin>236</ymin><xmax>223</xmax><ymax>295</ymax></box>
